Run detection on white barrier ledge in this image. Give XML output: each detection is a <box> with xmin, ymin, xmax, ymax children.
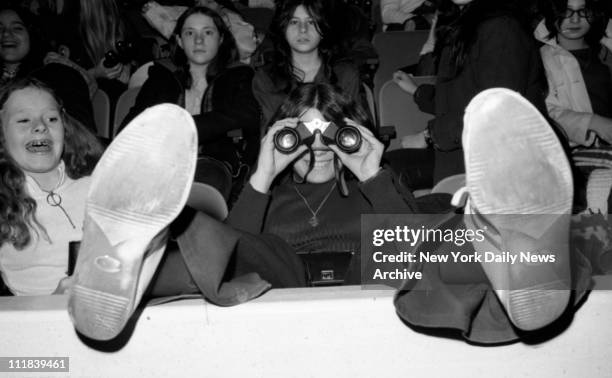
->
<box><xmin>1</xmin><ymin>277</ymin><xmax>612</xmax><ymax>377</ymax></box>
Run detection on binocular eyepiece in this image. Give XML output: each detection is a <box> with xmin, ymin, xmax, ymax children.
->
<box><xmin>273</xmin><ymin>119</ymin><xmax>362</xmax><ymax>154</ymax></box>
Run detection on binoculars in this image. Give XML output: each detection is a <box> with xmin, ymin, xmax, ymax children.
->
<box><xmin>274</xmin><ymin>119</ymin><xmax>362</xmax><ymax>154</ymax></box>
<box><xmin>103</xmin><ymin>41</ymin><xmax>135</xmax><ymax>68</ymax></box>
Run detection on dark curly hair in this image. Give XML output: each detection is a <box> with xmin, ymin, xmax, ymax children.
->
<box><xmin>539</xmin><ymin>0</ymin><xmax>608</xmax><ymax>48</ymax></box>
<box><xmin>266</xmin><ymin>0</ymin><xmax>339</xmax><ymax>93</ymax></box>
<box><xmin>269</xmin><ymin>82</ymin><xmax>373</xmax><ymax>189</ymax></box>
<box><xmin>0</xmin><ymin>78</ymin><xmax>103</xmax><ymax>249</ymax></box>
<box><xmin>169</xmin><ymin>6</ymin><xmax>240</xmax><ymax>89</ymax></box>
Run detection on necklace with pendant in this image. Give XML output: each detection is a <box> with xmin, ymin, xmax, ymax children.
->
<box><xmin>31</xmin><ymin>167</ymin><xmax>76</xmax><ymax>229</ymax></box>
<box><xmin>293</xmin><ymin>182</ymin><xmax>336</xmax><ymax>227</ymax></box>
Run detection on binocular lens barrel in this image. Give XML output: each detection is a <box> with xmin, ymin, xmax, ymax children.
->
<box><xmin>336</xmin><ymin>127</ymin><xmax>361</xmax><ymax>153</ymax></box>
<box><xmin>273</xmin><ymin>125</ymin><xmax>362</xmax><ymax>153</ymax></box>
<box><xmin>274</xmin><ymin>128</ymin><xmax>300</xmax><ymax>153</ymax></box>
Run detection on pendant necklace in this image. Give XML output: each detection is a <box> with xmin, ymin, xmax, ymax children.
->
<box><xmin>32</xmin><ymin>168</ymin><xmax>76</xmax><ymax>229</ymax></box>
<box><xmin>293</xmin><ymin>182</ymin><xmax>336</xmax><ymax>227</ymax></box>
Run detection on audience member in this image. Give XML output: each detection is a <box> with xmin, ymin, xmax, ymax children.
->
<box><xmin>0</xmin><ymin>78</ymin><xmax>103</xmax><ymax>296</ymax></box>
<box><xmin>392</xmin><ymin>0</ymin><xmax>547</xmax><ymax>183</ymax></box>
<box><xmin>0</xmin><ymin>5</ymin><xmax>97</xmax><ymax>131</ymax></box>
<box><xmin>121</xmin><ymin>6</ymin><xmax>261</xmax><ymax>196</ymax></box>
<box><xmin>536</xmin><ymin>0</ymin><xmax>612</xmax><ymax>149</ymax></box>
<box><xmin>57</xmin><ymin>0</ymin><xmax>148</xmax><ymax>105</ymax></box>
<box><xmin>253</xmin><ymin>0</ymin><xmax>362</xmax><ymax>127</ymax></box>
<box><xmin>228</xmin><ymin>82</ymin><xmax>418</xmax><ymax>284</ymax></box>
<box><xmin>143</xmin><ymin>0</ymin><xmax>260</xmax><ymax>64</ymax></box>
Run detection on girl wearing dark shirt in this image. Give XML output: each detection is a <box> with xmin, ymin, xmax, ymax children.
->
<box><xmin>252</xmin><ymin>0</ymin><xmax>362</xmax><ymax>128</ymax></box>
<box><xmin>229</xmin><ymin>82</ymin><xmax>418</xmax><ymax>284</ymax></box>
<box><xmin>393</xmin><ymin>0</ymin><xmax>547</xmax><ymax>183</ymax></box>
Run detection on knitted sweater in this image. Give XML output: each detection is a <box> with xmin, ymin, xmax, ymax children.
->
<box><xmin>0</xmin><ymin>163</ymin><xmax>90</xmax><ymax>296</ymax></box>
<box><xmin>228</xmin><ymin>168</ymin><xmax>418</xmax><ymax>254</ymax></box>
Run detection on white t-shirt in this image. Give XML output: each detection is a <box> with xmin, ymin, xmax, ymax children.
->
<box><xmin>0</xmin><ymin>163</ymin><xmax>90</xmax><ymax>295</ymax></box>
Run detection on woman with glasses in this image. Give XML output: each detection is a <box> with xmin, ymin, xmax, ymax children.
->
<box><xmin>535</xmin><ymin>0</ymin><xmax>612</xmax><ymax>217</ymax></box>
<box><xmin>536</xmin><ymin>0</ymin><xmax>611</xmax><ymax>147</ymax></box>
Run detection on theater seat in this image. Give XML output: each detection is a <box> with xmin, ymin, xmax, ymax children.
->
<box><xmin>129</xmin><ymin>62</ymin><xmax>153</xmax><ymax>89</ymax></box>
<box><xmin>378</xmin><ymin>77</ymin><xmax>435</xmax><ymax>151</ymax></box>
<box><xmin>92</xmin><ymin>89</ymin><xmax>110</xmax><ymax>139</ymax></box>
<box><xmin>431</xmin><ymin>174</ymin><xmax>466</xmax><ymax>195</ymax></box>
<box><xmin>113</xmin><ymin>87</ymin><xmax>141</xmax><ymax>138</ymax></box>
<box><xmin>372</xmin><ymin>30</ymin><xmax>429</xmax><ymax>99</ymax></box>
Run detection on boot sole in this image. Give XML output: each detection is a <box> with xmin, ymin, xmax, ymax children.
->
<box><xmin>463</xmin><ymin>88</ymin><xmax>573</xmax><ymax>331</ymax></box>
<box><xmin>68</xmin><ymin>104</ymin><xmax>197</xmax><ymax>340</ymax></box>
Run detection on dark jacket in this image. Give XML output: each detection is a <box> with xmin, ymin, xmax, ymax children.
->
<box><xmin>227</xmin><ymin>168</ymin><xmax>418</xmax><ymax>284</ymax></box>
<box><xmin>414</xmin><ymin>15</ymin><xmax>547</xmax><ymax>183</ymax></box>
<box><xmin>121</xmin><ymin>60</ymin><xmax>261</xmax><ymax>169</ymax></box>
<box><xmin>252</xmin><ymin>61</ymin><xmax>362</xmax><ymax>128</ymax></box>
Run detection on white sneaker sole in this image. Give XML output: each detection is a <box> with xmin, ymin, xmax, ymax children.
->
<box><xmin>463</xmin><ymin>88</ymin><xmax>572</xmax><ymax>331</ymax></box>
<box><xmin>68</xmin><ymin>104</ymin><xmax>198</xmax><ymax>340</ymax></box>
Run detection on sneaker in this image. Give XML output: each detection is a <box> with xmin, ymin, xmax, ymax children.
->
<box><xmin>68</xmin><ymin>104</ymin><xmax>198</xmax><ymax>340</ymax></box>
<box><xmin>458</xmin><ymin>88</ymin><xmax>573</xmax><ymax>331</ymax></box>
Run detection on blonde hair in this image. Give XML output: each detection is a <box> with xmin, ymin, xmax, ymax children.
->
<box><xmin>78</xmin><ymin>0</ymin><xmax>125</xmax><ymax>65</ymax></box>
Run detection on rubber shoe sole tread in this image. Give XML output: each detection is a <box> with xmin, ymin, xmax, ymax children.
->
<box><xmin>463</xmin><ymin>88</ymin><xmax>572</xmax><ymax>331</ymax></box>
<box><xmin>68</xmin><ymin>104</ymin><xmax>198</xmax><ymax>340</ymax></box>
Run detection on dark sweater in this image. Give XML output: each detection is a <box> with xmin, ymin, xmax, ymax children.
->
<box><xmin>228</xmin><ymin>168</ymin><xmax>418</xmax><ymax>254</ymax></box>
<box><xmin>252</xmin><ymin>61</ymin><xmax>362</xmax><ymax>128</ymax></box>
<box><xmin>121</xmin><ymin>61</ymin><xmax>261</xmax><ymax>168</ymax></box>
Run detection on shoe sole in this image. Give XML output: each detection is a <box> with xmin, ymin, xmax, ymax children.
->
<box><xmin>68</xmin><ymin>104</ymin><xmax>198</xmax><ymax>340</ymax></box>
<box><xmin>463</xmin><ymin>88</ymin><xmax>572</xmax><ymax>331</ymax></box>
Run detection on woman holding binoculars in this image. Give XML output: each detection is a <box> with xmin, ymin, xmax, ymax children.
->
<box><xmin>227</xmin><ymin>82</ymin><xmax>419</xmax><ymax>284</ymax></box>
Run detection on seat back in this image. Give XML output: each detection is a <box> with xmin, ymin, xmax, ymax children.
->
<box><xmin>113</xmin><ymin>87</ymin><xmax>141</xmax><ymax>137</ymax></box>
<box><xmin>239</xmin><ymin>7</ymin><xmax>274</xmax><ymax>35</ymax></box>
<box><xmin>431</xmin><ymin>174</ymin><xmax>466</xmax><ymax>195</ymax></box>
<box><xmin>378</xmin><ymin>76</ymin><xmax>435</xmax><ymax>151</ymax></box>
<box><xmin>372</xmin><ymin>30</ymin><xmax>428</xmax><ymax>99</ymax></box>
<box><xmin>362</xmin><ymin>83</ymin><xmax>377</xmax><ymax>126</ymax></box>
<box><xmin>128</xmin><ymin>62</ymin><xmax>153</xmax><ymax>88</ymax></box>
<box><xmin>91</xmin><ymin>90</ymin><xmax>110</xmax><ymax>139</ymax></box>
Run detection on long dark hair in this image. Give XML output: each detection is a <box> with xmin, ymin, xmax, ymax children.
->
<box><xmin>272</xmin><ymin>82</ymin><xmax>372</xmax><ymax>131</ymax></box>
<box><xmin>0</xmin><ymin>5</ymin><xmax>47</xmax><ymax>80</ymax></box>
<box><xmin>269</xmin><ymin>82</ymin><xmax>373</xmax><ymax>189</ymax></box>
<box><xmin>170</xmin><ymin>6</ymin><xmax>239</xmax><ymax>89</ymax></box>
<box><xmin>540</xmin><ymin>0</ymin><xmax>607</xmax><ymax>47</ymax></box>
<box><xmin>435</xmin><ymin>0</ymin><xmax>531</xmax><ymax>74</ymax></box>
<box><xmin>0</xmin><ymin>78</ymin><xmax>103</xmax><ymax>249</ymax></box>
<box><xmin>266</xmin><ymin>0</ymin><xmax>338</xmax><ymax>92</ymax></box>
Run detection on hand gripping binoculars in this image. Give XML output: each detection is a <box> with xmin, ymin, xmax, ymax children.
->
<box><xmin>103</xmin><ymin>41</ymin><xmax>135</xmax><ymax>68</ymax></box>
<box><xmin>273</xmin><ymin>118</ymin><xmax>362</xmax><ymax>154</ymax></box>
